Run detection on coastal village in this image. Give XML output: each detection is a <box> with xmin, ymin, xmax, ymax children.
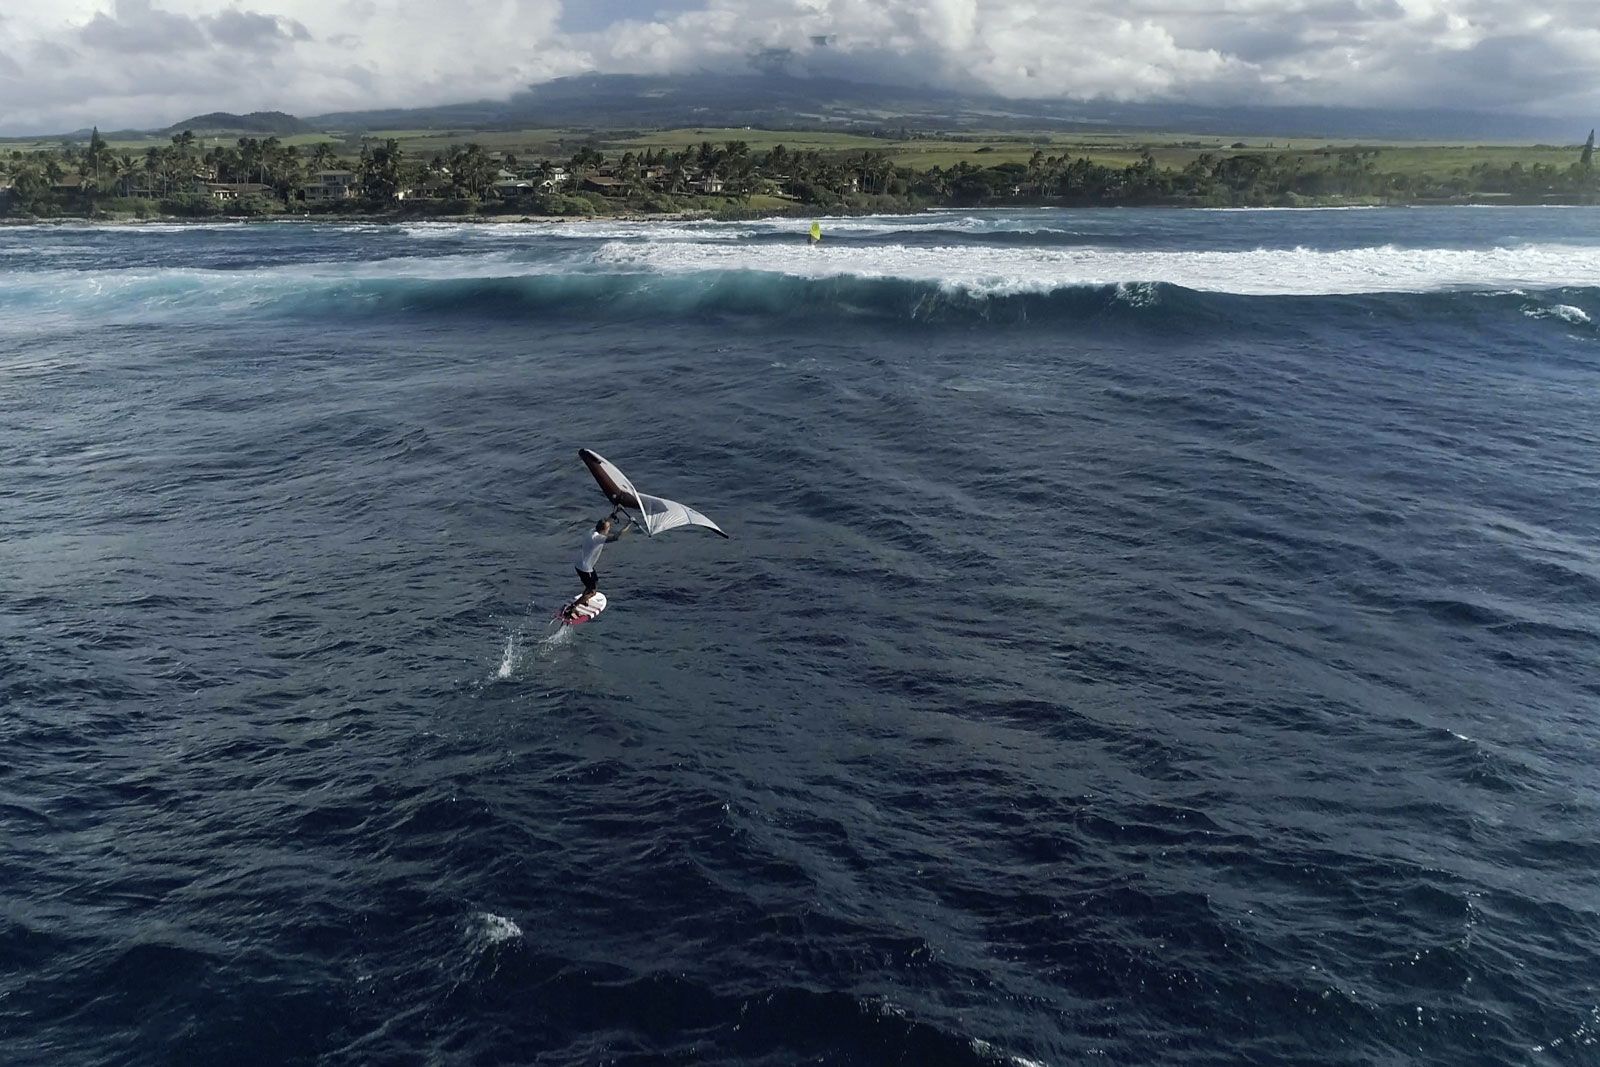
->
<box><xmin>3</xmin><ymin>126</ymin><xmax>1599</xmax><ymax>218</ymax></box>
<box><xmin>0</xmin><ymin>130</ymin><xmax>865</xmax><ymax>217</ymax></box>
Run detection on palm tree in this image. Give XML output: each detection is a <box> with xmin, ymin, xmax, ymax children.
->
<box><xmin>113</xmin><ymin>153</ymin><xmax>137</xmax><ymax>197</ymax></box>
<box><xmin>81</xmin><ymin>128</ymin><xmax>112</xmax><ymax>185</ymax></box>
<box><xmin>446</xmin><ymin>143</ymin><xmax>493</xmax><ymax>199</ymax></box>
<box><xmin>565</xmin><ymin>145</ymin><xmax>603</xmax><ymax>183</ymax></box>
<box><xmin>143</xmin><ymin>148</ymin><xmax>164</xmax><ymax>197</ymax></box>
<box><xmin>264</xmin><ymin>144</ymin><xmax>302</xmax><ymax>204</ymax></box>
<box><xmin>1026</xmin><ymin>149</ymin><xmax>1045</xmax><ymax>196</ymax></box>
<box><xmin>259</xmin><ymin>137</ymin><xmax>283</xmax><ymax>185</ymax></box>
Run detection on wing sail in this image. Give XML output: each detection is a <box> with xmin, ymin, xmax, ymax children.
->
<box><xmin>636</xmin><ymin>491</ymin><xmax>728</xmax><ymax>538</ymax></box>
<box><xmin>578</xmin><ymin>448</ymin><xmax>727</xmax><ymax>538</ymax></box>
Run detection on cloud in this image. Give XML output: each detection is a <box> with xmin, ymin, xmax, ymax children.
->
<box><xmin>563</xmin><ymin>0</ymin><xmax>1600</xmax><ymax>114</ymax></box>
<box><xmin>1</xmin><ymin>0</ymin><xmax>1598</xmax><ymax>134</ymax></box>
<box><xmin>76</xmin><ymin>1</ymin><xmax>312</xmax><ymax>57</ymax></box>
<box><xmin>203</xmin><ymin>9</ymin><xmax>312</xmax><ymax>50</ymax></box>
<box><xmin>0</xmin><ymin>0</ymin><xmax>572</xmax><ymax>132</ymax></box>
<box><xmin>80</xmin><ymin>0</ymin><xmax>207</xmax><ymax>53</ymax></box>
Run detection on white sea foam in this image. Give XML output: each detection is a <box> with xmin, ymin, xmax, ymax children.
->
<box><xmin>537</xmin><ymin>622</ymin><xmax>574</xmax><ymax>652</ymax></box>
<box><xmin>970</xmin><ymin>1038</ymin><xmax>1051</xmax><ymax>1066</ymax></box>
<box><xmin>397</xmin><ymin>212</ymin><xmax>1072</xmax><ymax>242</ymax></box>
<box><xmin>495</xmin><ymin>634</ymin><xmax>517</xmax><ymax>679</ymax></box>
<box><xmin>398</xmin><ymin>219</ymin><xmax>752</xmax><ymax>242</ymax></box>
<box><xmin>476</xmin><ymin>912</ymin><xmax>522</xmax><ymax>944</ymax></box>
<box><xmin>589</xmin><ymin>240</ymin><xmax>1600</xmax><ymax>296</ymax></box>
<box><xmin>1525</xmin><ymin>303</ymin><xmax>1592</xmax><ymax>324</ymax></box>
<box><xmin>8</xmin><ymin>233</ymin><xmax>1600</xmax><ymax>316</ymax></box>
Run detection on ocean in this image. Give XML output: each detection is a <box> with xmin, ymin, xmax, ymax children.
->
<box><xmin>1</xmin><ymin>207</ymin><xmax>1597</xmax><ymax>1065</ymax></box>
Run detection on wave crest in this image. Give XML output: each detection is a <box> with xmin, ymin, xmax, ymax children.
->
<box><xmin>1</xmin><ymin>237</ymin><xmax>1597</xmax><ymax>328</ymax></box>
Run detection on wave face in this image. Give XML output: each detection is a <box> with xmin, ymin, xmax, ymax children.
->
<box><xmin>3</xmin><ymin>207</ymin><xmax>1599</xmax><ymax>1067</ymax></box>
<box><xmin>4</xmin><ymin>208</ymin><xmax>1600</xmax><ymax>324</ymax></box>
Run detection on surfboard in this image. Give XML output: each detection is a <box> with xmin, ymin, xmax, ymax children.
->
<box><xmin>557</xmin><ymin>591</ymin><xmax>607</xmax><ymax>625</ymax></box>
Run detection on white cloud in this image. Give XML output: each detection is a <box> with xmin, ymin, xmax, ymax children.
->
<box><xmin>0</xmin><ymin>0</ymin><xmax>1596</xmax><ymax>134</ymax></box>
<box><xmin>0</xmin><ymin>1</ymin><xmax>577</xmax><ymax>132</ymax></box>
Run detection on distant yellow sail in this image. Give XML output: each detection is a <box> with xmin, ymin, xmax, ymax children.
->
<box><xmin>809</xmin><ymin>221</ymin><xmax>822</xmax><ymax>243</ymax></box>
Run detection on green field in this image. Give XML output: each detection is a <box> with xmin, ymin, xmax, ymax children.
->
<box><xmin>4</xmin><ymin>124</ymin><xmax>1586</xmax><ymax>179</ymax></box>
<box><xmin>600</xmin><ymin>127</ymin><xmax>1586</xmax><ymax>173</ymax></box>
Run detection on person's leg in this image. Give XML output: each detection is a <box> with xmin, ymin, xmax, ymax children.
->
<box><xmin>568</xmin><ymin>569</ymin><xmax>594</xmax><ymax>616</ymax></box>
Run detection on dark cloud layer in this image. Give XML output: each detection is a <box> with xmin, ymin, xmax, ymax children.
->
<box><xmin>2</xmin><ymin>1</ymin><xmax>1597</xmax><ymax>135</ymax></box>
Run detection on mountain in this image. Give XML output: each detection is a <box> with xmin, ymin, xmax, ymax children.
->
<box><xmin>7</xmin><ymin>74</ymin><xmax>1582</xmax><ymax>144</ymax></box>
<box><xmin>305</xmin><ymin>72</ymin><xmax>1583</xmax><ymax>143</ymax></box>
<box><xmin>163</xmin><ymin>111</ymin><xmax>314</xmax><ymax>136</ymax></box>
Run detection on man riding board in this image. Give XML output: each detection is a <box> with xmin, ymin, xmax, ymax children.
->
<box><xmin>566</xmin><ymin>508</ymin><xmax>630</xmax><ymax>618</ymax></box>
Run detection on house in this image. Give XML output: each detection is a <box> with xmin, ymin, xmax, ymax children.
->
<box><xmin>205</xmin><ymin>182</ymin><xmax>271</xmax><ymax>202</ymax></box>
<box><xmin>538</xmin><ymin>166</ymin><xmax>569</xmax><ymax>191</ymax></box>
<box><xmin>304</xmin><ymin>169</ymin><xmax>357</xmax><ymax>202</ymax></box>
<box><xmin>582</xmin><ymin>175</ymin><xmax>626</xmax><ymax>196</ymax></box>
<box><xmin>690</xmin><ymin>175</ymin><xmax>724</xmax><ymax>195</ymax></box>
<box><xmin>410</xmin><ymin>175</ymin><xmax>451</xmax><ymax>199</ymax></box>
<box><xmin>492</xmin><ymin>178</ymin><xmax>536</xmax><ymax>198</ymax></box>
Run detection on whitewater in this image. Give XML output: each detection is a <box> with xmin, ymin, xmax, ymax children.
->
<box><xmin>7</xmin><ymin>209</ymin><xmax>1600</xmax><ymax>318</ymax></box>
<box><xmin>2</xmin><ymin>207</ymin><xmax>1598</xmax><ymax>1067</ymax></box>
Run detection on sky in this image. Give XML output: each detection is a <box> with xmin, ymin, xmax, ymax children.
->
<box><xmin>0</xmin><ymin>1</ymin><xmax>1596</xmax><ymax>134</ymax></box>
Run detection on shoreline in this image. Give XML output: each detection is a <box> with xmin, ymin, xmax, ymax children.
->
<box><xmin>0</xmin><ymin>209</ymin><xmax>723</xmax><ymax>227</ymax></box>
<box><xmin>2</xmin><ymin>196</ymin><xmax>1596</xmax><ymax>228</ymax></box>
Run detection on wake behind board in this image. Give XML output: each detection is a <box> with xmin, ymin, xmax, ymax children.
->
<box><xmin>557</xmin><ymin>591</ymin><xmax>607</xmax><ymax>626</ymax></box>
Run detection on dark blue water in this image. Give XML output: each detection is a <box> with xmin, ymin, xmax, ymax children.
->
<box><xmin>2</xmin><ymin>208</ymin><xmax>1597</xmax><ymax>1065</ymax></box>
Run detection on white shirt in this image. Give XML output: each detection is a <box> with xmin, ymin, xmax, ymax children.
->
<box><xmin>575</xmin><ymin>530</ymin><xmax>609</xmax><ymax>573</ymax></box>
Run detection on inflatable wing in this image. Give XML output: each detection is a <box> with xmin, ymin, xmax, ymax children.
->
<box><xmin>579</xmin><ymin>448</ymin><xmax>728</xmax><ymax>538</ymax></box>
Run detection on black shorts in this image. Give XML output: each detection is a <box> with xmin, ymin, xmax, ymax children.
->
<box><xmin>576</xmin><ymin>568</ymin><xmax>598</xmax><ymax>592</ymax></box>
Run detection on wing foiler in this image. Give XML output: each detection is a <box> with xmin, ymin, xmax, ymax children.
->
<box><xmin>578</xmin><ymin>448</ymin><xmax>729</xmax><ymax>539</ymax></box>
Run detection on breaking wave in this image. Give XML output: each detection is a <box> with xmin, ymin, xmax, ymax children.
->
<box><xmin>3</xmin><ymin>224</ymin><xmax>1600</xmax><ymax>332</ymax></box>
<box><xmin>1</xmin><ymin>263</ymin><xmax>1597</xmax><ymax>331</ymax></box>
<box><xmin>588</xmin><ymin>239</ymin><xmax>1600</xmax><ymax>295</ymax></box>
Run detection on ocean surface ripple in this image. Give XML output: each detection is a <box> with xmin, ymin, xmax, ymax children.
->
<box><xmin>1</xmin><ymin>207</ymin><xmax>1597</xmax><ymax>1066</ymax></box>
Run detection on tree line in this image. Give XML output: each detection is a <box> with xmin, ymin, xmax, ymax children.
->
<box><xmin>4</xmin><ymin>128</ymin><xmax>1598</xmax><ymax>219</ymax></box>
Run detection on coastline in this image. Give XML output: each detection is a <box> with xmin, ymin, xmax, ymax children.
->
<box><xmin>4</xmin><ymin>196</ymin><xmax>1596</xmax><ymax>227</ymax></box>
<box><xmin>0</xmin><ymin>209</ymin><xmax>724</xmax><ymax>227</ymax></box>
